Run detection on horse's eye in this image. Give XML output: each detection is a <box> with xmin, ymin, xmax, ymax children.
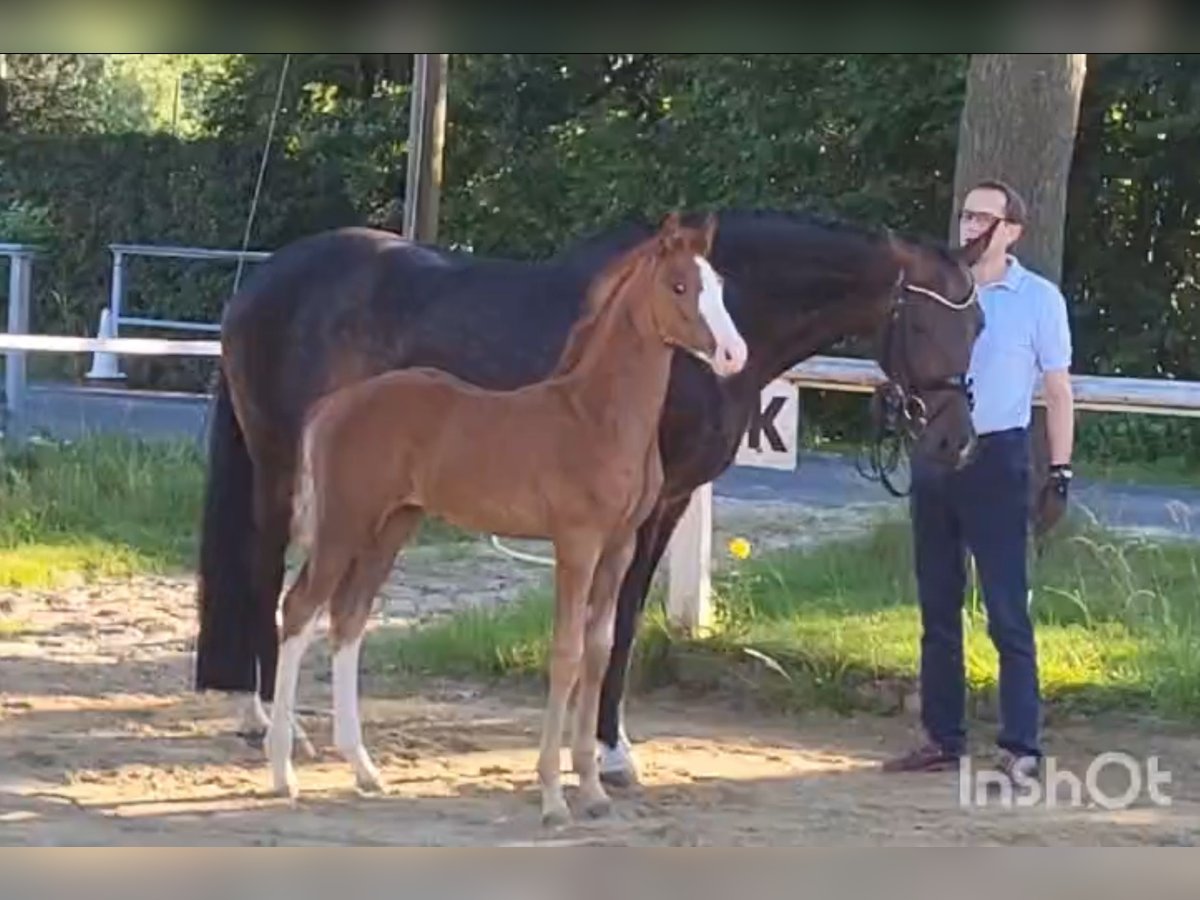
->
<box><xmin>673</xmin><ymin>282</ymin><xmax>686</xmax><ymax>295</ymax></box>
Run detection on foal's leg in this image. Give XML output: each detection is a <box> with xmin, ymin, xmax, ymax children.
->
<box><xmin>329</xmin><ymin>507</ymin><xmax>424</xmax><ymax>793</ymax></box>
<box><xmin>572</xmin><ymin>533</ymin><xmax>638</xmax><ymax>817</ymax></box>
<box><xmin>538</xmin><ymin>538</ymin><xmax>601</xmax><ymax>827</ymax></box>
<box><xmin>231</xmin><ymin>463</ymin><xmax>316</xmax><ymax>758</ymax></box>
<box><xmin>266</xmin><ymin>547</ymin><xmax>351</xmax><ymax>799</ymax></box>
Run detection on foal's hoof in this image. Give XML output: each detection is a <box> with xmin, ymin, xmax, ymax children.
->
<box><xmin>542</xmin><ymin>807</ymin><xmax>572</xmax><ymax>829</ymax></box>
<box><xmin>356</xmin><ymin>769</ymin><xmax>385</xmax><ymax>795</ymax></box>
<box><xmin>272</xmin><ymin>776</ymin><xmax>299</xmax><ymax>801</ymax></box>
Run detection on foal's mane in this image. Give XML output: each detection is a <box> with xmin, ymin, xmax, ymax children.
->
<box><xmin>549</xmin><ymin>232</ymin><xmax>665</xmax><ymax>377</ymax></box>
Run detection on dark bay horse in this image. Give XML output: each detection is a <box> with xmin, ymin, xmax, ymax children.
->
<box><xmin>195</xmin><ymin>208</ymin><xmax>988</xmax><ymax>786</ymax></box>
<box><xmin>270</xmin><ymin>215</ymin><xmax>742</xmax><ymax>823</ymax></box>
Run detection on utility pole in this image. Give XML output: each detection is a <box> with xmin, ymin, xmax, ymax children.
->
<box><xmin>0</xmin><ymin>54</ymin><xmax>9</xmax><ymax>130</ymax></box>
<box><xmin>402</xmin><ymin>53</ymin><xmax>448</xmax><ymax>244</ymax></box>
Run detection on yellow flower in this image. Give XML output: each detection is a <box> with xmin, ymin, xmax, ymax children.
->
<box><xmin>728</xmin><ymin>537</ymin><xmax>751</xmax><ymax>560</ymax></box>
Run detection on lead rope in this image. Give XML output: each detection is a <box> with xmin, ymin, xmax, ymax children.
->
<box><xmin>200</xmin><ymin>53</ymin><xmax>291</xmax><ymax>447</ymax></box>
<box><xmin>489</xmin><ymin>535</ymin><xmax>556</xmax><ymax>568</ymax></box>
<box><xmin>232</xmin><ymin>53</ymin><xmax>290</xmax><ymax>298</ymax></box>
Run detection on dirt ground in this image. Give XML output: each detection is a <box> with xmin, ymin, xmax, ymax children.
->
<box><xmin>3</xmin><ymin>498</ymin><xmax>1200</xmax><ymax>846</ymax></box>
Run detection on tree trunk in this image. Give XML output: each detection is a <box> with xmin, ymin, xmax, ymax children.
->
<box><xmin>950</xmin><ymin>54</ymin><xmax>1087</xmax><ymax>284</ymax></box>
<box><xmin>949</xmin><ymin>54</ymin><xmax>1087</xmax><ymax>539</ymax></box>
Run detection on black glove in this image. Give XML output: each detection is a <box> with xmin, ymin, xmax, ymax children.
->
<box><xmin>1033</xmin><ymin>463</ymin><xmax>1072</xmax><ymax>539</ymax></box>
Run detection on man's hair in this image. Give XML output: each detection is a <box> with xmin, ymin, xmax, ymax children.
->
<box><xmin>969</xmin><ymin>178</ymin><xmax>1028</xmax><ymax>226</ymax></box>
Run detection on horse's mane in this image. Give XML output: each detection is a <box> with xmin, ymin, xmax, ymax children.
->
<box><xmin>549</xmin><ymin>233</ymin><xmax>661</xmax><ymax>378</ymax></box>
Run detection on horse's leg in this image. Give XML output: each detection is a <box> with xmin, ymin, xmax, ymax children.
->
<box><xmin>538</xmin><ymin>536</ymin><xmax>602</xmax><ymax>827</ymax></box>
<box><xmin>266</xmin><ymin>544</ymin><xmax>351</xmax><ymax>799</ymax></box>
<box><xmin>597</xmin><ymin>492</ymin><xmax>691</xmax><ymax>787</ymax></box>
<box><xmin>329</xmin><ymin>506</ymin><xmax>424</xmax><ymax>793</ymax></box>
<box><xmin>571</xmin><ymin>532</ymin><xmax>638</xmax><ymax>818</ymax></box>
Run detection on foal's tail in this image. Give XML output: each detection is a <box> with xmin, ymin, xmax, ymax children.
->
<box><xmin>290</xmin><ymin>421</ymin><xmax>318</xmax><ymax>552</ymax></box>
<box><xmin>194</xmin><ymin>371</ymin><xmax>259</xmax><ymax>694</ymax></box>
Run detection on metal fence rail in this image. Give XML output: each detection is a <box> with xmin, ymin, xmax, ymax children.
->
<box><xmin>105</xmin><ymin>243</ymin><xmax>272</xmax><ymax>336</ymax></box>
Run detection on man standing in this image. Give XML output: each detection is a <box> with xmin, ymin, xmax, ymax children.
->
<box><xmin>883</xmin><ymin>179</ymin><xmax>1075</xmax><ymax>783</ymax></box>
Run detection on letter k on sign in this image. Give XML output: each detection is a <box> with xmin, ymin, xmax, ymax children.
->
<box><xmin>735</xmin><ymin>378</ymin><xmax>799</xmax><ymax>471</ymax></box>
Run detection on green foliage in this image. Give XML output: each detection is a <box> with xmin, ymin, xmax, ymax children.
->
<box><xmin>0</xmin><ymin>132</ymin><xmax>361</xmax><ymax>388</ymax></box>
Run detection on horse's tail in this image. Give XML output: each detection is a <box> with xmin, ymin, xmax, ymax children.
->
<box><xmin>194</xmin><ymin>370</ymin><xmax>260</xmax><ymax>694</ymax></box>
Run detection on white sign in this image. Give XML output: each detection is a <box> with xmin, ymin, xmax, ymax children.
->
<box><xmin>735</xmin><ymin>378</ymin><xmax>799</xmax><ymax>471</ymax></box>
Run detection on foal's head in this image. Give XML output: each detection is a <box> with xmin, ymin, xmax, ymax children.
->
<box><xmin>638</xmin><ymin>212</ymin><xmax>746</xmax><ymax>378</ymax></box>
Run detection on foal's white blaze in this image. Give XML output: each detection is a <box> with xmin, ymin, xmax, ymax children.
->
<box><xmin>694</xmin><ymin>255</ymin><xmax>747</xmax><ymax>377</ymax></box>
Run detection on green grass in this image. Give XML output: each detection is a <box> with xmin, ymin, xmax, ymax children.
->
<box><xmin>0</xmin><ymin>433</ymin><xmax>475</xmax><ymax>589</ymax></box>
<box><xmin>0</xmin><ymin>435</ymin><xmax>206</xmax><ymax>587</ymax></box>
<box><xmin>375</xmin><ymin>510</ymin><xmax>1200</xmax><ymax>724</ymax></box>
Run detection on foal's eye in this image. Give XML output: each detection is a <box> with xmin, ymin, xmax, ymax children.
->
<box><xmin>672</xmin><ymin>282</ymin><xmax>686</xmax><ymax>295</ymax></box>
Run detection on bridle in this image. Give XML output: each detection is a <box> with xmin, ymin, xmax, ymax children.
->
<box><xmin>855</xmin><ymin>270</ymin><xmax>980</xmax><ymax>497</ymax></box>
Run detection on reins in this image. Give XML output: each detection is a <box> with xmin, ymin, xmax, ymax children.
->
<box><xmin>855</xmin><ymin>274</ymin><xmax>978</xmax><ymax>498</ymax></box>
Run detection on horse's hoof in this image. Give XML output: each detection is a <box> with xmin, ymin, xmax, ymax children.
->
<box><xmin>598</xmin><ymin>740</ymin><xmax>638</xmax><ymax>789</ymax></box>
<box><xmin>599</xmin><ymin>767</ymin><xmax>637</xmax><ymax>789</ymax></box>
<box><xmin>541</xmin><ymin>805</ymin><xmax>572</xmax><ymax>828</ymax></box>
<box><xmin>583</xmin><ymin>796</ymin><xmax>613</xmax><ymax>819</ymax></box>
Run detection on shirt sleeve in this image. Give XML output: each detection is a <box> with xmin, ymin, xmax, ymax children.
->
<box><xmin>1034</xmin><ymin>285</ymin><xmax>1072</xmax><ymax>373</ymax></box>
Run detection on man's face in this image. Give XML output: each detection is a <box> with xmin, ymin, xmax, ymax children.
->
<box><xmin>958</xmin><ymin>187</ymin><xmax>1022</xmax><ymax>262</ymax></box>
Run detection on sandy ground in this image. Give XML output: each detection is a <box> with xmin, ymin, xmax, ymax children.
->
<box><xmin>2</xmin><ymin>499</ymin><xmax>1200</xmax><ymax>846</ymax></box>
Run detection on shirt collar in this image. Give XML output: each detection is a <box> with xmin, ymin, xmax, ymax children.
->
<box><xmin>987</xmin><ymin>254</ymin><xmax>1027</xmax><ymax>292</ymax></box>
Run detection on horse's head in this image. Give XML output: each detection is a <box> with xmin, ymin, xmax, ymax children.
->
<box><xmin>873</xmin><ymin>227</ymin><xmax>989</xmax><ymax>472</ymax></box>
<box><xmin>646</xmin><ymin>211</ymin><xmax>747</xmax><ymax>378</ymax></box>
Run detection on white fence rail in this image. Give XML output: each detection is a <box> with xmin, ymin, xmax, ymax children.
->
<box><xmin>7</xmin><ymin>244</ymin><xmax>1200</xmax><ymax>633</ymax></box>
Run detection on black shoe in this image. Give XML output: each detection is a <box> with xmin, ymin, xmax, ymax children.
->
<box><xmin>881</xmin><ymin>740</ymin><xmax>962</xmax><ymax>773</ymax></box>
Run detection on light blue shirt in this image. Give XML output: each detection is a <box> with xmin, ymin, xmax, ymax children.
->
<box><xmin>968</xmin><ymin>255</ymin><xmax>1073</xmax><ymax>434</ymax></box>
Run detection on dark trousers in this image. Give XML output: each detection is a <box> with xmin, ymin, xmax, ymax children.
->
<box><xmin>909</xmin><ymin>427</ymin><xmax>1041</xmax><ymax>758</ymax></box>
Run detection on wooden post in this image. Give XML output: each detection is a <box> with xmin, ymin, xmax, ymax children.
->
<box><xmin>666</xmin><ymin>483</ymin><xmax>714</xmax><ymax>635</ymax></box>
<box><xmin>403</xmin><ymin>53</ymin><xmax>448</xmax><ymax>244</ymax></box>
<box><xmin>4</xmin><ymin>251</ymin><xmax>32</xmax><ymax>444</ymax></box>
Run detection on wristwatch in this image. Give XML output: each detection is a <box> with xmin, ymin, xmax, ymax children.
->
<box><xmin>1049</xmin><ymin>463</ymin><xmax>1072</xmax><ymax>497</ymax></box>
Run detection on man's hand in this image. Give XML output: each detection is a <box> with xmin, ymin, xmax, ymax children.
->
<box><xmin>1034</xmin><ymin>462</ymin><xmax>1072</xmax><ymax>538</ymax></box>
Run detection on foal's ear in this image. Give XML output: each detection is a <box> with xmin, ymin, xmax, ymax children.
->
<box><xmin>698</xmin><ymin>212</ymin><xmax>717</xmax><ymax>255</ymax></box>
<box><xmin>656</xmin><ymin>211</ymin><xmax>686</xmax><ymax>256</ymax></box>
<box><xmin>659</xmin><ymin>210</ymin><xmax>683</xmax><ymax>237</ymax></box>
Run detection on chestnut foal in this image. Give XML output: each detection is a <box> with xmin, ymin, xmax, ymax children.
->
<box><xmin>266</xmin><ymin>213</ymin><xmax>746</xmax><ymax>825</ymax></box>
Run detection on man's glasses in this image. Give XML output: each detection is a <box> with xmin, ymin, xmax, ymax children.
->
<box><xmin>959</xmin><ymin>209</ymin><xmax>1014</xmax><ymax>226</ymax></box>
